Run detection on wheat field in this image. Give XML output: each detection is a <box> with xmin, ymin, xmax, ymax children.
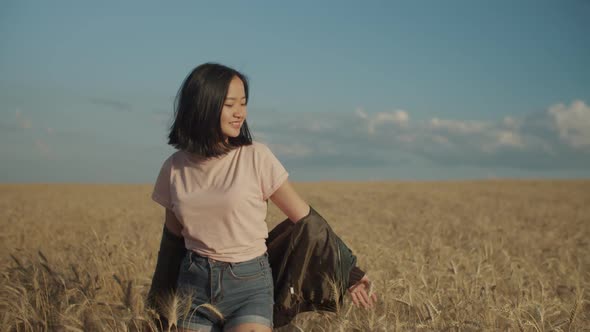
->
<box><xmin>1</xmin><ymin>180</ymin><xmax>588</xmax><ymax>331</ymax></box>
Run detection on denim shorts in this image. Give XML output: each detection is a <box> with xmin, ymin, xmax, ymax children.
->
<box><xmin>176</xmin><ymin>250</ymin><xmax>274</xmax><ymax>331</ymax></box>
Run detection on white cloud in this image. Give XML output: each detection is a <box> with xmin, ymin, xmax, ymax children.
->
<box><xmin>503</xmin><ymin>116</ymin><xmax>520</xmax><ymax>129</ymax></box>
<box><xmin>430</xmin><ymin>117</ymin><xmax>488</xmax><ymax>134</ymax></box>
<box><xmin>496</xmin><ymin>130</ymin><xmax>524</xmax><ymax>148</ymax></box>
<box><xmin>548</xmin><ymin>100</ymin><xmax>590</xmax><ymax>149</ymax></box>
<box><xmin>253</xmin><ymin>100</ymin><xmax>589</xmax><ymax>172</ymax></box>
<box><xmin>429</xmin><ymin>118</ymin><xmax>525</xmax><ymax>152</ymax></box>
<box><xmin>377</xmin><ymin>110</ymin><xmax>409</xmax><ymax>126</ymax></box>
<box><xmin>360</xmin><ymin>109</ymin><xmax>410</xmax><ymax>134</ymax></box>
<box><xmin>355</xmin><ymin>107</ymin><xmax>368</xmax><ymax>119</ymax></box>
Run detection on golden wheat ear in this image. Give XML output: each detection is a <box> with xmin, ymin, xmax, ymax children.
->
<box><xmin>567</xmin><ymin>287</ymin><xmax>584</xmax><ymax>331</ymax></box>
<box><xmin>195</xmin><ymin>303</ymin><xmax>225</xmax><ymax>322</ymax></box>
<box><xmin>156</xmin><ymin>288</ymin><xmax>193</xmax><ymax>331</ymax></box>
<box><xmin>365</xmin><ymin>271</ymin><xmax>375</xmax><ymax>297</ymax></box>
<box><xmin>319</xmin><ymin>271</ymin><xmax>344</xmax><ymax>313</ymax></box>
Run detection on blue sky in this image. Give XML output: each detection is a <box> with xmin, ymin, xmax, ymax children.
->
<box><xmin>1</xmin><ymin>0</ymin><xmax>589</xmax><ymax>183</ymax></box>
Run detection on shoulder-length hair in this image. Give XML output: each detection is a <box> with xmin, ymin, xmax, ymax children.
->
<box><xmin>168</xmin><ymin>62</ymin><xmax>253</xmax><ymax>158</ymax></box>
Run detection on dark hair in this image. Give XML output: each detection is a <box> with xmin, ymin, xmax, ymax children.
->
<box><xmin>167</xmin><ymin>62</ymin><xmax>253</xmax><ymax>158</ymax></box>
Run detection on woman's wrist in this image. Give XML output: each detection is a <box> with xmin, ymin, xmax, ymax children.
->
<box><xmin>348</xmin><ymin>266</ymin><xmax>366</xmax><ymax>288</ymax></box>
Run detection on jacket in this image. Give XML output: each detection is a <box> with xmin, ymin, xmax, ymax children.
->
<box><xmin>147</xmin><ymin>205</ymin><xmax>364</xmax><ymax>329</ymax></box>
<box><xmin>265</xmin><ymin>205</ymin><xmax>360</xmax><ymax>327</ymax></box>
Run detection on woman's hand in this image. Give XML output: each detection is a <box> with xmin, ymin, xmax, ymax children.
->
<box><xmin>347</xmin><ymin>274</ymin><xmax>377</xmax><ymax>309</ymax></box>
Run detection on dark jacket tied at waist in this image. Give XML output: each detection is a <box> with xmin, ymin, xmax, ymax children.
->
<box><xmin>147</xmin><ymin>205</ymin><xmax>365</xmax><ymax>329</ymax></box>
<box><xmin>266</xmin><ymin>205</ymin><xmax>362</xmax><ymax>327</ymax></box>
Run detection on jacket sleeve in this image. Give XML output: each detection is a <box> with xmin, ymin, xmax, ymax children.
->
<box><xmin>348</xmin><ymin>266</ymin><xmax>366</xmax><ymax>288</ymax></box>
<box><xmin>146</xmin><ymin>225</ymin><xmax>187</xmax><ymax>328</ymax></box>
<box><xmin>333</xmin><ymin>233</ymin><xmax>359</xmax><ymax>291</ymax></box>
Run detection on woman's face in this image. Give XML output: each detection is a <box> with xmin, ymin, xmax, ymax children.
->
<box><xmin>220</xmin><ymin>76</ymin><xmax>247</xmax><ymax>142</ymax></box>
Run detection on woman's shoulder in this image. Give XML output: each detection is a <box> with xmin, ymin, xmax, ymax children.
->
<box><xmin>249</xmin><ymin>140</ymin><xmax>273</xmax><ymax>154</ymax></box>
<box><xmin>157</xmin><ymin>150</ymin><xmax>188</xmax><ymax>172</ymax></box>
<box><xmin>250</xmin><ymin>140</ymin><xmax>265</xmax><ymax>148</ymax></box>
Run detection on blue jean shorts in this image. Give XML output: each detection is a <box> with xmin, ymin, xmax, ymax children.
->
<box><xmin>176</xmin><ymin>250</ymin><xmax>274</xmax><ymax>331</ymax></box>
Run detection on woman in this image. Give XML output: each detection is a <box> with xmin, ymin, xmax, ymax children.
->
<box><xmin>151</xmin><ymin>62</ymin><xmax>377</xmax><ymax>332</ymax></box>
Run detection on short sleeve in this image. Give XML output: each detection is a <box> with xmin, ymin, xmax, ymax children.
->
<box><xmin>257</xmin><ymin>143</ymin><xmax>289</xmax><ymax>200</ymax></box>
<box><xmin>151</xmin><ymin>156</ymin><xmax>173</xmax><ymax>209</ymax></box>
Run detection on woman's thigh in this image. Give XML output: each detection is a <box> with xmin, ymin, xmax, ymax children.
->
<box><xmin>176</xmin><ymin>252</ymin><xmax>222</xmax><ymax>331</ymax></box>
<box><xmin>220</xmin><ymin>252</ymin><xmax>274</xmax><ymax>331</ymax></box>
<box><xmin>175</xmin><ymin>251</ymin><xmax>274</xmax><ymax>331</ymax></box>
<box><xmin>223</xmin><ymin>322</ymin><xmax>272</xmax><ymax>332</ymax></box>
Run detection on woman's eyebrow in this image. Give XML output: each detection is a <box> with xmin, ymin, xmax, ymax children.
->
<box><xmin>225</xmin><ymin>96</ymin><xmax>247</xmax><ymax>100</ymax></box>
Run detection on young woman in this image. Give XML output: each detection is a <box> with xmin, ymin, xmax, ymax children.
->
<box><xmin>151</xmin><ymin>63</ymin><xmax>376</xmax><ymax>332</ymax></box>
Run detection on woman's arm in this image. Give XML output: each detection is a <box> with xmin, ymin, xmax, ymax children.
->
<box><xmin>269</xmin><ymin>179</ymin><xmax>378</xmax><ymax>309</ymax></box>
<box><xmin>147</xmin><ymin>208</ymin><xmax>187</xmax><ymax>327</ymax></box>
<box><xmin>269</xmin><ymin>179</ymin><xmax>311</xmax><ymax>223</ymax></box>
<box><xmin>164</xmin><ymin>208</ymin><xmax>183</xmax><ymax>236</ymax></box>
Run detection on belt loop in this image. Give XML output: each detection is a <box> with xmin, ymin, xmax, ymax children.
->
<box><xmin>261</xmin><ymin>252</ymin><xmax>267</xmax><ymax>265</ymax></box>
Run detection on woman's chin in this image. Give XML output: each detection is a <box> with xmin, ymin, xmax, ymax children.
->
<box><xmin>223</xmin><ymin>132</ymin><xmax>241</xmax><ymax>141</ymax></box>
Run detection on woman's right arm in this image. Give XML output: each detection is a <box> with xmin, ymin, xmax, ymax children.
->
<box><xmin>164</xmin><ymin>208</ymin><xmax>183</xmax><ymax>236</ymax></box>
<box><xmin>147</xmin><ymin>207</ymin><xmax>186</xmax><ymax>329</ymax></box>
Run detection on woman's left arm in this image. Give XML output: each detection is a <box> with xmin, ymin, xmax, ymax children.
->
<box><xmin>269</xmin><ymin>179</ymin><xmax>378</xmax><ymax>309</ymax></box>
<box><xmin>268</xmin><ymin>179</ymin><xmax>310</xmax><ymax>223</ymax></box>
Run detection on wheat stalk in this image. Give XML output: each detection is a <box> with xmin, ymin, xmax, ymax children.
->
<box><xmin>566</xmin><ymin>288</ymin><xmax>583</xmax><ymax>332</ymax></box>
